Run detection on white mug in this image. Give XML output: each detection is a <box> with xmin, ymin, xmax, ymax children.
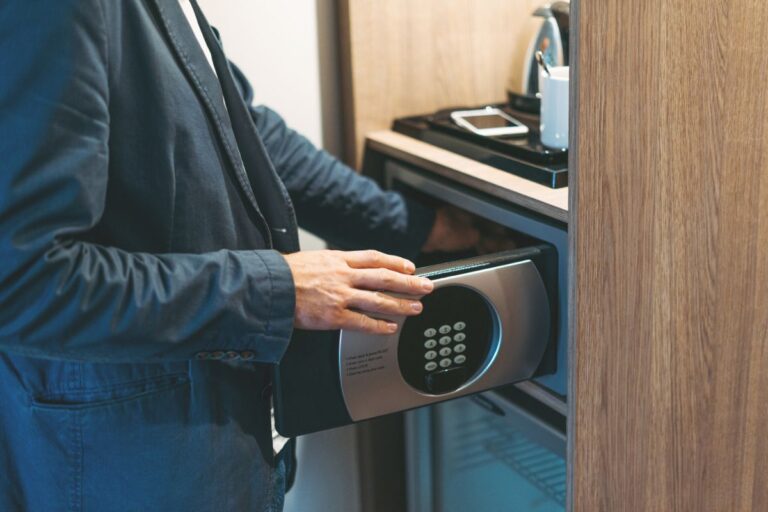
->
<box><xmin>539</xmin><ymin>66</ymin><xmax>569</xmax><ymax>150</ymax></box>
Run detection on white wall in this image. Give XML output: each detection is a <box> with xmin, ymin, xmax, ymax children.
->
<box><xmin>196</xmin><ymin>2</ymin><xmax>360</xmax><ymax>512</ymax></box>
<box><xmin>199</xmin><ymin>0</ymin><xmax>324</xmax><ymax>145</ymax></box>
<box><xmin>199</xmin><ymin>0</ymin><xmax>343</xmax><ymax>251</ymax></box>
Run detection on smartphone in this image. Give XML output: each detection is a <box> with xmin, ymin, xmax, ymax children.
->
<box><xmin>450</xmin><ymin>107</ymin><xmax>529</xmax><ymax>137</ymax></box>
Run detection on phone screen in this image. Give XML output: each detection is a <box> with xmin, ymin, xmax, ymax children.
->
<box><xmin>462</xmin><ymin>113</ymin><xmax>521</xmax><ymax>130</ymax></box>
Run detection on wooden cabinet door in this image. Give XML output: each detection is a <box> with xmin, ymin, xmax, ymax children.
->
<box><xmin>571</xmin><ymin>0</ymin><xmax>768</xmax><ymax>510</ymax></box>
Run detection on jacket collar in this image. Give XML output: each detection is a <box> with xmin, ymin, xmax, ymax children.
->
<box><xmin>145</xmin><ymin>0</ymin><xmax>273</xmax><ymax>245</ymax></box>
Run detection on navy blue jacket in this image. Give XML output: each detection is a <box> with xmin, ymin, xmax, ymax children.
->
<box><xmin>0</xmin><ymin>1</ymin><xmax>434</xmax><ymax>510</ymax></box>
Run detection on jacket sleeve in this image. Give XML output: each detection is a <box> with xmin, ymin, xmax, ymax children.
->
<box><xmin>228</xmin><ymin>68</ymin><xmax>436</xmax><ymax>260</ymax></box>
<box><xmin>0</xmin><ymin>1</ymin><xmax>295</xmax><ymax>363</ymax></box>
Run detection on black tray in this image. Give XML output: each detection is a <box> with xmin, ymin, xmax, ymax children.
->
<box><xmin>393</xmin><ymin>105</ymin><xmax>568</xmax><ymax>189</ymax></box>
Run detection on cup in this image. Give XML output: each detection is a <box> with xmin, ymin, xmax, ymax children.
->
<box><xmin>539</xmin><ymin>66</ymin><xmax>569</xmax><ymax>149</ymax></box>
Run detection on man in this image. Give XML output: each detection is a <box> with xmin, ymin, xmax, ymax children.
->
<box><xmin>0</xmin><ymin>1</ymin><xmax>479</xmax><ymax>510</ymax></box>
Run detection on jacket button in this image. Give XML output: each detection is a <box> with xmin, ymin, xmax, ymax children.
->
<box><xmin>240</xmin><ymin>351</ymin><xmax>255</xmax><ymax>361</ymax></box>
<box><xmin>195</xmin><ymin>352</ymin><xmax>209</xmax><ymax>360</ymax></box>
<box><xmin>225</xmin><ymin>351</ymin><xmax>240</xmax><ymax>360</ymax></box>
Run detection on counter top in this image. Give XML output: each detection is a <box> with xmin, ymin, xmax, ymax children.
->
<box><xmin>366</xmin><ymin>130</ymin><xmax>569</xmax><ymax>224</ymax></box>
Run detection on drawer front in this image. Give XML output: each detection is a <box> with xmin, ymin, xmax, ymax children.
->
<box><xmin>273</xmin><ymin>162</ymin><xmax>567</xmax><ymax>438</ymax></box>
<box><xmin>275</xmin><ymin>247</ymin><xmax>557</xmax><ymax>437</ymax></box>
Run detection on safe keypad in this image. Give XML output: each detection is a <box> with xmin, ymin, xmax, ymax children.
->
<box><xmin>422</xmin><ymin>323</ymin><xmax>469</xmax><ymax>371</ymax></box>
<box><xmin>398</xmin><ymin>285</ymin><xmax>495</xmax><ymax>395</ymax></box>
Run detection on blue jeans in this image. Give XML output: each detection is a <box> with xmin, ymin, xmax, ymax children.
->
<box><xmin>0</xmin><ymin>353</ymin><xmax>293</xmax><ymax>511</ymax></box>
<box><xmin>269</xmin><ymin>440</ymin><xmax>296</xmax><ymax>512</ymax></box>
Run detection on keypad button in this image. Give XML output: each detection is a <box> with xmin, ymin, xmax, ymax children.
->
<box><xmin>454</xmin><ymin>321</ymin><xmax>466</xmax><ymax>331</ymax></box>
<box><xmin>425</xmin><ymin>350</ymin><xmax>437</xmax><ymax>360</ymax></box>
<box><xmin>424</xmin><ymin>328</ymin><xmax>437</xmax><ymax>338</ymax></box>
<box><xmin>425</xmin><ymin>361</ymin><xmax>438</xmax><ymax>371</ymax></box>
<box><xmin>439</xmin><ymin>325</ymin><xmax>452</xmax><ymax>334</ymax></box>
<box><xmin>454</xmin><ymin>344</ymin><xmax>466</xmax><ymax>353</ymax></box>
<box><xmin>453</xmin><ymin>354</ymin><xmax>467</xmax><ymax>364</ymax></box>
<box><xmin>439</xmin><ymin>347</ymin><xmax>452</xmax><ymax>357</ymax></box>
<box><xmin>424</xmin><ymin>339</ymin><xmax>437</xmax><ymax>349</ymax></box>
<box><xmin>439</xmin><ymin>336</ymin><xmax>452</xmax><ymax>346</ymax></box>
<box><xmin>439</xmin><ymin>358</ymin><xmax>452</xmax><ymax>368</ymax></box>
<box><xmin>453</xmin><ymin>332</ymin><xmax>466</xmax><ymax>342</ymax></box>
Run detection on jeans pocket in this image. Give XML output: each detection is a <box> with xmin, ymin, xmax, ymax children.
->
<box><xmin>30</xmin><ymin>372</ymin><xmax>190</xmax><ymax>410</ymax></box>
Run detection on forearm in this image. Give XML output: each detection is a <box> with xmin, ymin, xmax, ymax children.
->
<box><xmin>249</xmin><ymin>105</ymin><xmax>436</xmax><ymax>258</ymax></box>
<box><xmin>0</xmin><ymin>242</ymin><xmax>295</xmax><ymax>363</ymax></box>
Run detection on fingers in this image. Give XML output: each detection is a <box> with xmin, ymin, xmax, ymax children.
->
<box><xmin>342</xmin><ymin>250</ymin><xmax>416</xmax><ymax>274</ymax></box>
<box><xmin>446</xmin><ymin>205</ymin><xmax>474</xmax><ymax>223</ymax></box>
<box><xmin>351</xmin><ymin>268</ymin><xmax>434</xmax><ymax>295</ymax></box>
<box><xmin>347</xmin><ymin>291</ymin><xmax>423</xmax><ymax>317</ymax></box>
<box><xmin>339</xmin><ymin>310</ymin><xmax>399</xmax><ymax>335</ymax></box>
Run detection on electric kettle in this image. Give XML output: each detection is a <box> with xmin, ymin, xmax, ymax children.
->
<box><xmin>507</xmin><ymin>1</ymin><xmax>570</xmax><ymax>113</ymax></box>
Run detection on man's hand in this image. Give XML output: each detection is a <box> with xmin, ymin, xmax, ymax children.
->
<box><xmin>284</xmin><ymin>250</ymin><xmax>434</xmax><ymax>335</ymax></box>
<box><xmin>422</xmin><ymin>206</ymin><xmax>481</xmax><ymax>253</ymax></box>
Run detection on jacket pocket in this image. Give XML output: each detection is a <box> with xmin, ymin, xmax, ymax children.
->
<box><xmin>30</xmin><ymin>372</ymin><xmax>190</xmax><ymax>410</ymax></box>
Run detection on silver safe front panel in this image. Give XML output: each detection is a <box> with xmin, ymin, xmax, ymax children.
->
<box><xmin>338</xmin><ymin>260</ymin><xmax>551</xmax><ymax>421</ymax></box>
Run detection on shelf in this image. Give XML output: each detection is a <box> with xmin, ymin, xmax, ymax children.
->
<box><xmin>366</xmin><ymin>130</ymin><xmax>569</xmax><ymax>223</ymax></box>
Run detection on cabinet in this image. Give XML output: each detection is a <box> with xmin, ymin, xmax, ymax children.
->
<box><xmin>352</xmin><ymin>0</ymin><xmax>768</xmax><ymax>509</ymax></box>
<box><xmin>572</xmin><ymin>0</ymin><xmax>768</xmax><ymax>510</ymax></box>
<box><xmin>365</xmin><ymin>132</ymin><xmax>568</xmax><ymax>512</ymax></box>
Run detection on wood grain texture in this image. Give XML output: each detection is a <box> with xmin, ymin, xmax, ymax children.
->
<box><xmin>572</xmin><ymin>0</ymin><xmax>768</xmax><ymax>510</ymax></box>
<box><xmin>366</xmin><ymin>131</ymin><xmax>568</xmax><ymax>222</ymax></box>
<box><xmin>338</xmin><ymin>0</ymin><xmax>544</xmax><ymax>166</ymax></box>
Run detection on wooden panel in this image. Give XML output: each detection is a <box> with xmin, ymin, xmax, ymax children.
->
<box><xmin>338</xmin><ymin>0</ymin><xmax>544</xmax><ymax>166</ymax></box>
<box><xmin>366</xmin><ymin>131</ymin><xmax>568</xmax><ymax>222</ymax></box>
<box><xmin>572</xmin><ymin>0</ymin><xmax>768</xmax><ymax>510</ymax></box>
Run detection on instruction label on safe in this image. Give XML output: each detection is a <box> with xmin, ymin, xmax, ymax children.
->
<box><xmin>344</xmin><ymin>348</ymin><xmax>390</xmax><ymax>377</ymax></box>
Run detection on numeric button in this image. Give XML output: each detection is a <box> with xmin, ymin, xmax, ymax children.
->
<box><xmin>439</xmin><ymin>347</ymin><xmax>452</xmax><ymax>357</ymax></box>
<box><xmin>454</xmin><ymin>321</ymin><xmax>466</xmax><ymax>331</ymax></box>
<box><xmin>424</xmin><ymin>328</ymin><xmax>437</xmax><ymax>338</ymax></box>
<box><xmin>453</xmin><ymin>333</ymin><xmax>466</xmax><ymax>342</ymax></box>
<box><xmin>439</xmin><ymin>325</ymin><xmax>452</xmax><ymax>334</ymax></box>
<box><xmin>424</xmin><ymin>339</ymin><xmax>437</xmax><ymax>349</ymax></box>
<box><xmin>425</xmin><ymin>350</ymin><xmax>437</xmax><ymax>360</ymax></box>
<box><xmin>439</xmin><ymin>358</ymin><xmax>452</xmax><ymax>368</ymax></box>
<box><xmin>454</xmin><ymin>344</ymin><xmax>466</xmax><ymax>354</ymax></box>
<box><xmin>439</xmin><ymin>336</ymin><xmax>452</xmax><ymax>346</ymax></box>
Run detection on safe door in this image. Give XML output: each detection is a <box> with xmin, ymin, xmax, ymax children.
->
<box><xmin>273</xmin><ymin>246</ymin><xmax>557</xmax><ymax>437</ymax></box>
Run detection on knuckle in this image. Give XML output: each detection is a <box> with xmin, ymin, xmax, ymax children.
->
<box><xmin>331</xmin><ymin>306</ymin><xmax>346</xmax><ymax>324</ymax></box>
<box><xmin>358</xmin><ymin>315</ymin><xmax>373</xmax><ymax>330</ymax></box>
<box><xmin>370</xmin><ymin>319</ymin><xmax>385</xmax><ymax>334</ymax></box>
<box><xmin>375</xmin><ymin>319</ymin><xmax>390</xmax><ymax>333</ymax></box>
<box><xmin>341</xmin><ymin>286</ymin><xmax>355</xmax><ymax>302</ymax></box>
<box><xmin>373</xmin><ymin>292</ymin><xmax>389</xmax><ymax>309</ymax></box>
<box><xmin>339</xmin><ymin>265</ymin><xmax>354</xmax><ymax>279</ymax></box>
